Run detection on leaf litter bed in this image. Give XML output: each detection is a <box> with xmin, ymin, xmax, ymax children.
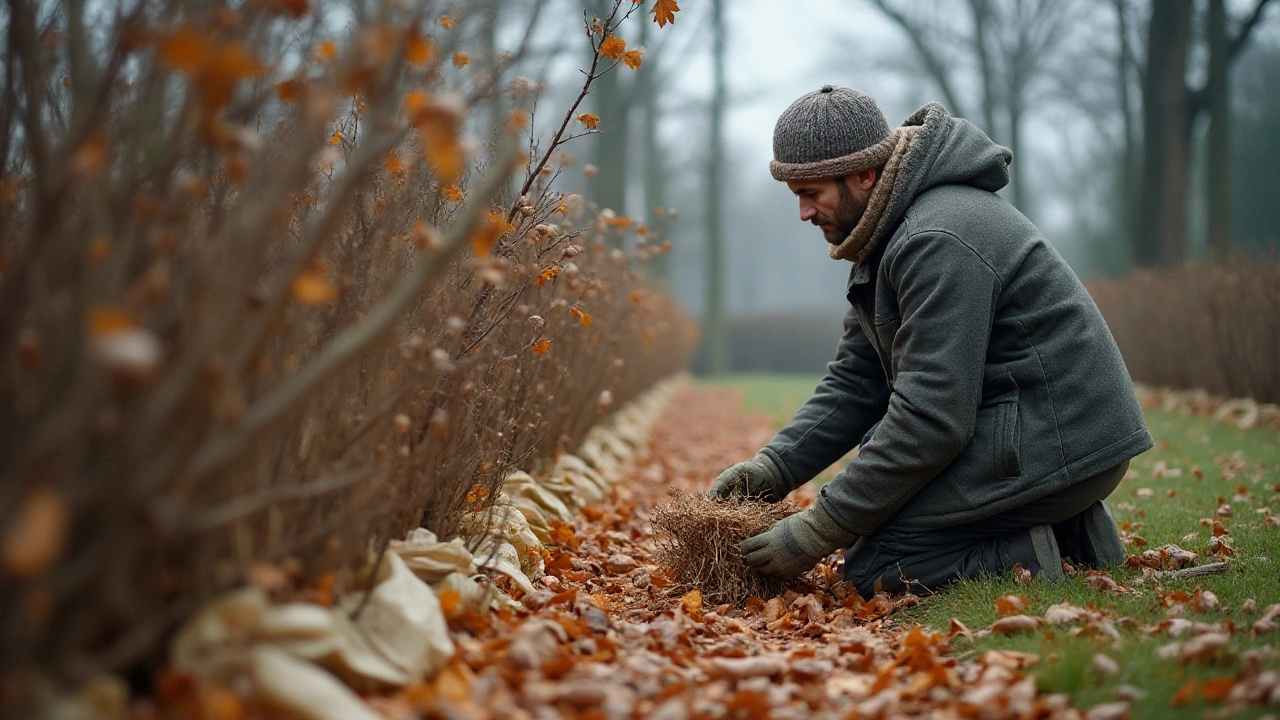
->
<box><xmin>347</xmin><ymin>386</ymin><xmax>1087</xmax><ymax>720</ymax></box>
<box><xmin>270</xmin><ymin>386</ymin><xmax>1278</xmax><ymax>719</ymax></box>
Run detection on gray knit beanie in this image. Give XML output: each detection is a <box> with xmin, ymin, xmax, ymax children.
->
<box><xmin>770</xmin><ymin>85</ymin><xmax>895</xmax><ymax>182</ymax></box>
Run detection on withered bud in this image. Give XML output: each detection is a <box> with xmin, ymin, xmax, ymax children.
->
<box><xmin>528</xmin><ymin>315</ymin><xmax>546</xmax><ymax>330</ymax></box>
<box><xmin>430</xmin><ymin>348</ymin><xmax>454</xmax><ymax>372</ymax></box>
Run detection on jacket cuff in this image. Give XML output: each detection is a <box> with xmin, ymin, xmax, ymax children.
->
<box><xmin>758</xmin><ymin>447</ymin><xmax>799</xmax><ymax>492</ymax></box>
<box><xmin>807</xmin><ymin>500</ymin><xmax>859</xmax><ymax>547</ymax></box>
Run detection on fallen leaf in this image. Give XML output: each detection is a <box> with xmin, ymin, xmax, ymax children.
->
<box><xmin>989</xmin><ymin>615</ymin><xmax>1043</xmax><ymax>635</ymax></box>
<box><xmin>1170</xmin><ymin>680</ymin><xmax>1198</xmax><ymax>707</ymax></box>
<box><xmin>1200</xmin><ymin>677</ymin><xmax>1236</xmax><ymax>702</ymax></box>
<box><xmin>679</xmin><ymin>589</ymin><xmax>702</xmax><ymax>616</ymax></box>
<box><xmin>995</xmin><ymin>594</ymin><xmax>1030</xmax><ymax>616</ymax></box>
<box><xmin>1092</xmin><ymin>653</ymin><xmax>1121</xmax><ymax>676</ymax></box>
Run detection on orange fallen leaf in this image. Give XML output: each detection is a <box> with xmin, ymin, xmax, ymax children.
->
<box><xmin>995</xmin><ymin>594</ymin><xmax>1030</xmax><ymax>616</ymax></box>
<box><xmin>1200</xmin><ymin>677</ymin><xmax>1235</xmax><ymax>702</ymax></box>
<box><xmin>680</xmin><ymin>589</ymin><xmax>703</xmax><ymax>616</ymax></box>
<box><xmin>1170</xmin><ymin>679</ymin><xmax>1198</xmax><ymax>707</ymax></box>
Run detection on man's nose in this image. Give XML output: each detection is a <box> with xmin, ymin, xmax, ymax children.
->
<box><xmin>799</xmin><ymin>200</ymin><xmax>817</xmax><ymax>222</ymax></box>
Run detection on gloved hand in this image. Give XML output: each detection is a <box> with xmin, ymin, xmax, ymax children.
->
<box><xmin>740</xmin><ymin>502</ymin><xmax>857</xmax><ymax>579</ymax></box>
<box><xmin>708</xmin><ymin>453</ymin><xmax>788</xmax><ymax>501</ymax></box>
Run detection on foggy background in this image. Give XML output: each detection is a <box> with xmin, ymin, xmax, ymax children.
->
<box><xmin>498</xmin><ymin>0</ymin><xmax>1280</xmax><ymax>374</ymax></box>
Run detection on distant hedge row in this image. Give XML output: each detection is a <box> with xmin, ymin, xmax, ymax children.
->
<box><xmin>1088</xmin><ymin>258</ymin><xmax>1280</xmax><ymax>404</ymax></box>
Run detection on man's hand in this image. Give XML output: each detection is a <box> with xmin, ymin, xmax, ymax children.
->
<box><xmin>740</xmin><ymin>503</ymin><xmax>857</xmax><ymax>579</ymax></box>
<box><xmin>708</xmin><ymin>454</ymin><xmax>788</xmax><ymax>501</ymax></box>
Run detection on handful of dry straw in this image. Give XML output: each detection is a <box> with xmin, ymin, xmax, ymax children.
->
<box><xmin>650</xmin><ymin>491</ymin><xmax>799</xmax><ymax>607</ymax></box>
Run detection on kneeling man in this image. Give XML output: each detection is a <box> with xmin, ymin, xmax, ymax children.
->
<box><xmin>710</xmin><ymin>86</ymin><xmax>1152</xmax><ymax>597</ymax></box>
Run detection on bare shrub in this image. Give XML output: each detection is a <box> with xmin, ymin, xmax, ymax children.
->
<box><xmin>0</xmin><ymin>0</ymin><xmax>691</xmax><ymax>698</ymax></box>
<box><xmin>1088</xmin><ymin>257</ymin><xmax>1280</xmax><ymax>403</ymax></box>
<box><xmin>650</xmin><ymin>492</ymin><xmax>798</xmax><ymax>607</ymax></box>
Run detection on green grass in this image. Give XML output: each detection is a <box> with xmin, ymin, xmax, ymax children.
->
<box><xmin>707</xmin><ymin>373</ymin><xmax>1280</xmax><ymax>718</ymax></box>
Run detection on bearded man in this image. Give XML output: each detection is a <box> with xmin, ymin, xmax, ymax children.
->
<box><xmin>709</xmin><ymin>86</ymin><xmax>1152</xmax><ymax>597</ymax></box>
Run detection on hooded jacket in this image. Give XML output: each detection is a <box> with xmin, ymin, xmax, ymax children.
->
<box><xmin>760</xmin><ymin>103</ymin><xmax>1152</xmax><ymax>536</ymax></box>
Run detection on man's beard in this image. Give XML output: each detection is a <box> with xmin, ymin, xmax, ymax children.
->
<box><xmin>816</xmin><ymin>179</ymin><xmax>867</xmax><ymax>245</ymax></box>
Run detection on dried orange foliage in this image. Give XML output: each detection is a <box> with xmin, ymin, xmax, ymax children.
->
<box><xmin>290</xmin><ymin>268</ymin><xmax>337</xmax><ymax>306</ymax></box>
<box><xmin>452</xmin><ymin>52</ymin><xmax>470</xmax><ymax>67</ymax></box>
<box><xmin>158</xmin><ymin>27</ymin><xmax>262</xmax><ymax>108</ymax></box>
<box><xmin>531</xmin><ymin>340</ymin><xmax>552</xmax><ymax>356</ymax></box>
<box><xmin>622</xmin><ymin>49</ymin><xmax>644</xmax><ymax>69</ymax></box>
<box><xmin>650</xmin><ymin>0</ymin><xmax>680</xmax><ymax>27</ymax></box>
<box><xmin>472</xmin><ymin>212</ymin><xmax>514</xmax><ymax>258</ymax></box>
<box><xmin>576</xmin><ymin>113</ymin><xmax>600</xmax><ymax>130</ymax></box>
<box><xmin>599</xmin><ymin>35</ymin><xmax>626</xmax><ymax>60</ymax></box>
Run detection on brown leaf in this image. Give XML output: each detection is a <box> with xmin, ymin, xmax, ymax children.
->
<box><xmin>1170</xmin><ymin>680</ymin><xmax>1199</xmax><ymax>707</ymax></box>
<box><xmin>679</xmin><ymin>589</ymin><xmax>703</xmax><ymax>616</ymax></box>
<box><xmin>947</xmin><ymin>617</ymin><xmax>972</xmax><ymax>640</ymax></box>
<box><xmin>995</xmin><ymin>594</ymin><xmax>1030</xmax><ymax>616</ymax></box>
<box><xmin>1178</xmin><ymin>632</ymin><xmax>1229</xmax><ymax>663</ymax></box>
<box><xmin>1200</xmin><ymin>677</ymin><xmax>1236</xmax><ymax>702</ymax></box>
<box><xmin>990</xmin><ymin>614</ymin><xmax>1043</xmax><ymax>635</ymax></box>
<box><xmin>577</xmin><ymin>113</ymin><xmax>600</xmax><ymax>129</ymax></box>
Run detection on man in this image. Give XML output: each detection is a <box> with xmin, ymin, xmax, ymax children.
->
<box><xmin>709</xmin><ymin>86</ymin><xmax>1152</xmax><ymax>598</ymax></box>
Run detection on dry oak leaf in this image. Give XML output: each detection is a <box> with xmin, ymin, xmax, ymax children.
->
<box><xmin>650</xmin><ymin>0</ymin><xmax>680</xmax><ymax>27</ymax></box>
<box><xmin>599</xmin><ymin>35</ymin><xmax>626</xmax><ymax>60</ymax></box>
<box><xmin>622</xmin><ymin>49</ymin><xmax>644</xmax><ymax>69</ymax></box>
<box><xmin>989</xmin><ymin>614</ymin><xmax>1044</xmax><ymax>635</ymax></box>
<box><xmin>1085</xmin><ymin>701</ymin><xmax>1131</xmax><ymax>720</ymax></box>
<box><xmin>532</xmin><ymin>340</ymin><xmax>551</xmax><ymax>356</ymax></box>
<box><xmin>577</xmin><ymin>113</ymin><xmax>600</xmax><ymax>130</ymax></box>
<box><xmin>1178</xmin><ymin>632</ymin><xmax>1229</xmax><ymax>663</ymax></box>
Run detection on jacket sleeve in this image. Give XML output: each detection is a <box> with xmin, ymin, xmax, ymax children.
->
<box><xmin>760</xmin><ymin>307</ymin><xmax>891</xmax><ymax>492</ymax></box>
<box><xmin>817</xmin><ymin>230</ymin><xmax>1001</xmax><ymax>536</ymax></box>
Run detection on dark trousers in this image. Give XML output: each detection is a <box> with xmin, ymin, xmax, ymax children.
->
<box><xmin>842</xmin><ymin>457</ymin><xmax>1129</xmax><ymax>598</ymax></box>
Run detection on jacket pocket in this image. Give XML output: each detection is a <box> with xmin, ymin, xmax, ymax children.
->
<box><xmin>993</xmin><ymin>399</ymin><xmax>1022</xmax><ymax>478</ymax></box>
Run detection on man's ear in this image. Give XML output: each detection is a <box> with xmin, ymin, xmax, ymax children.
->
<box><xmin>855</xmin><ymin>167</ymin><xmax>877</xmax><ymax>191</ymax></box>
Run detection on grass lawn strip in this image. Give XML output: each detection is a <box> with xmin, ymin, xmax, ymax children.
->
<box><xmin>715</xmin><ymin>373</ymin><xmax>1280</xmax><ymax>718</ymax></box>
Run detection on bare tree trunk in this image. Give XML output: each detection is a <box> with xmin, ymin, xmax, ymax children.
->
<box><xmin>1207</xmin><ymin>0</ymin><xmax>1232</xmax><ymax>259</ymax></box>
<box><xmin>705</xmin><ymin>0</ymin><xmax>728</xmax><ymax>375</ymax></box>
<box><xmin>1115</xmin><ymin>0</ymin><xmax>1138</xmax><ymax>262</ymax></box>
<box><xmin>1137</xmin><ymin>0</ymin><xmax>1191</xmax><ymax>267</ymax></box>
<box><xmin>638</xmin><ymin>13</ymin><xmax>668</xmax><ymax>278</ymax></box>
<box><xmin>968</xmin><ymin>0</ymin><xmax>1000</xmax><ymax>139</ymax></box>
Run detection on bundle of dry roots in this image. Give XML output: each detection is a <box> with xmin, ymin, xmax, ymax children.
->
<box><xmin>650</xmin><ymin>492</ymin><xmax>799</xmax><ymax>606</ymax></box>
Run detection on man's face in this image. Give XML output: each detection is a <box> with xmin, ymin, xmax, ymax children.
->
<box><xmin>786</xmin><ymin>172</ymin><xmax>875</xmax><ymax>245</ymax></box>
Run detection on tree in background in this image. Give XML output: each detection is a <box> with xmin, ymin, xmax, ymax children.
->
<box><xmin>1137</xmin><ymin>0</ymin><xmax>1273</xmax><ymax>266</ymax></box>
<box><xmin>866</xmin><ymin>0</ymin><xmax>1073</xmax><ymax>213</ymax></box>
<box><xmin>705</xmin><ymin>0</ymin><xmax>729</xmax><ymax>375</ymax></box>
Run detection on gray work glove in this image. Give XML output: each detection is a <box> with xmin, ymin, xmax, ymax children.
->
<box><xmin>708</xmin><ymin>453</ymin><xmax>788</xmax><ymax>501</ymax></box>
<box><xmin>740</xmin><ymin>503</ymin><xmax>857</xmax><ymax>579</ymax></box>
